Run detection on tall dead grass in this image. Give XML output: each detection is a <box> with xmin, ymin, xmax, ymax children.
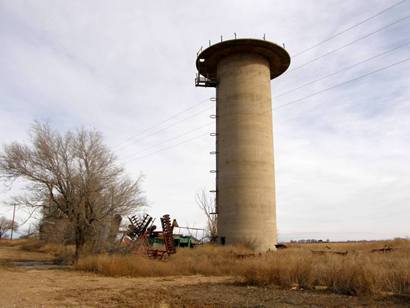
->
<box><xmin>76</xmin><ymin>239</ymin><xmax>410</xmax><ymax>296</ymax></box>
<box><xmin>240</xmin><ymin>248</ymin><xmax>409</xmax><ymax>296</ymax></box>
<box><xmin>76</xmin><ymin>245</ymin><xmax>251</xmax><ymax>277</ymax></box>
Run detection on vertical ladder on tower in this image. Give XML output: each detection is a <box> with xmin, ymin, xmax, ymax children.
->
<box><xmin>209</xmin><ymin>96</ymin><xmax>218</xmax><ymax>215</ymax></box>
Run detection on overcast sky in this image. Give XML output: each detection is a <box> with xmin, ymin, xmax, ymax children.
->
<box><xmin>1</xmin><ymin>0</ymin><xmax>409</xmax><ymax>241</ymax></box>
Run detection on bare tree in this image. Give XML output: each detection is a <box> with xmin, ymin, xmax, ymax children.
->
<box><xmin>195</xmin><ymin>189</ymin><xmax>217</xmax><ymax>242</ymax></box>
<box><xmin>0</xmin><ymin>216</ymin><xmax>18</xmax><ymax>239</ymax></box>
<box><xmin>0</xmin><ymin>122</ymin><xmax>145</xmax><ymax>259</ymax></box>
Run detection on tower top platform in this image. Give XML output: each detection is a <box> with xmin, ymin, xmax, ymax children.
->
<box><xmin>196</xmin><ymin>38</ymin><xmax>290</xmax><ymax>82</ymax></box>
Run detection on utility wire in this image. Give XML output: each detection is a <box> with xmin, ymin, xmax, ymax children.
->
<box><xmin>117</xmin><ymin>43</ymin><xmax>407</xmax><ymax>158</ymax></box>
<box><xmin>118</xmin><ymin>41</ymin><xmax>410</xmax><ymax>155</ymax></box>
<box><xmin>115</xmin><ymin>4</ymin><xmax>409</xmax><ymax>153</ymax></box>
<box><xmin>274</xmin><ymin>40</ymin><xmax>410</xmax><ymax>99</ymax></box>
<box><xmin>288</xmin><ymin>14</ymin><xmax>410</xmax><ymax>73</ymax></box>
<box><xmin>282</xmin><ymin>96</ymin><xmax>409</xmax><ymax>122</ymax></box>
<box><xmin>112</xmin><ymin>97</ymin><xmax>211</xmax><ymax>151</ymax></box>
<box><xmin>119</xmin><ymin>38</ymin><xmax>408</xmax><ymax>154</ymax></box>
<box><xmin>114</xmin><ymin>103</ymin><xmax>212</xmax><ymax>152</ymax></box>
<box><xmin>124</xmin><ymin>95</ymin><xmax>409</xmax><ymax>163</ymax></box>
<box><xmin>120</xmin><ymin>122</ymin><xmax>212</xmax><ymax>162</ymax></box>
<box><xmin>274</xmin><ymin>56</ymin><xmax>410</xmax><ymax>111</ymax></box>
<box><xmin>122</xmin><ymin>56</ymin><xmax>410</xmax><ymax>163</ymax></box>
<box><xmin>293</xmin><ymin>0</ymin><xmax>408</xmax><ymax>57</ymax></box>
<box><xmin>119</xmin><ymin>6</ymin><xmax>410</xmax><ymax>161</ymax></box>
<box><xmin>124</xmin><ymin>132</ymin><xmax>209</xmax><ymax>162</ymax></box>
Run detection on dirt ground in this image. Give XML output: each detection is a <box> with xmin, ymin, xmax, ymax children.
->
<box><xmin>0</xmin><ymin>243</ymin><xmax>408</xmax><ymax>307</ymax></box>
<box><xmin>1</xmin><ymin>268</ymin><xmax>408</xmax><ymax>307</ymax></box>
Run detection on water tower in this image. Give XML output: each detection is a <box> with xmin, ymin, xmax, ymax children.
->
<box><xmin>195</xmin><ymin>38</ymin><xmax>290</xmax><ymax>251</ymax></box>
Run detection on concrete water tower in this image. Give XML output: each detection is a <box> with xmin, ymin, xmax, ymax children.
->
<box><xmin>195</xmin><ymin>38</ymin><xmax>290</xmax><ymax>251</ymax></box>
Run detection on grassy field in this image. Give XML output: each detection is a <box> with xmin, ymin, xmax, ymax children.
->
<box><xmin>0</xmin><ymin>238</ymin><xmax>409</xmax><ymax>306</ymax></box>
<box><xmin>76</xmin><ymin>239</ymin><xmax>410</xmax><ymax>297</ymax></box>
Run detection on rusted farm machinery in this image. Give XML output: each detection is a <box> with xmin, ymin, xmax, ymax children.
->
<box><xmin>123</xmin><ymin>213</ymin><xmax>176</xmax><ymax>260</ymax></box>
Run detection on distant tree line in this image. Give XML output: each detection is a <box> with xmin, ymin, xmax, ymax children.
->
<box><xmin>290</xmin><ymin>239</ymin><xmax>331</xmax><ymax>243</ymax></box>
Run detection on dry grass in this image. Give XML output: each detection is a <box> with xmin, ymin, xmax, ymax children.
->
<box><xmin>0</xmin><ymin>239</ymin><xmax>34</xmax><ymax>247</ymax></box>
<box><xmin>0</xmin><ymin>239</ymin><xmax>75</xmax><ymax>264</ymax></box>
<box><xmin>240</xmin><ymin>247</ymin><xmax>410</xmax><ymax>296</ymax></box>
<box><xmin>21</xmin><ymin>241</ymin><xmax>75</xmax><ymax>264</ymax></box>
<box><xmin>76</xmin><ymin>245</ymin><xmax>252</xmax><ymax>277</ymax></box>
<box><xmin>76</xmin><ymin>239</ymin><xmax>410</xmax><ymax>296</ymax></box>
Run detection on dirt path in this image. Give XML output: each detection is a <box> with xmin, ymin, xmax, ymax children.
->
<box><xmin>0</xmin><ymin>267</ymin><xmax>407</xmax><ymax>307</ymax></box>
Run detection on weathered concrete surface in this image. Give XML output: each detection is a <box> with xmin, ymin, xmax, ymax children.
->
<box><xmin>196</xmin><ymin>39</ymin><xmax>290</xmax><ymax>251</ymax></box>
<box><xmin>217</xmin><ymin>53</ymin><xmax>277</xmax><ymax>251</ymax></box>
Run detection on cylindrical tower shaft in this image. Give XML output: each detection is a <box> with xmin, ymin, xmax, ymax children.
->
<box><xmin>195</xmin><ymin>38</ymin><xmax>290</xmax><ymax>251</ymax></box>
<box><xmin>217</xmin><ymin>53</ymin><xmax>276</xmax><ymax>250</ymax></box>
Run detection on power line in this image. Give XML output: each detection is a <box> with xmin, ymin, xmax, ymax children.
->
<box><xmin>119</xmin><ymin>7</ymin><xmax>410</xmax><ymax>162</ymax></box>
<box><xmin>118</xmin><ymin>4</ymin><xmax>409</xmax><ymax>154</ymax></box>
<box><xmin>120</xmin><ymin>122</ymin><xmax>212</xmax><ymax>161</ymax></box>
<box><xmin>293</xmin><ymin>0</ymin><xmax>408</xmax><ymax>57</ymax></box>
<box><xmin>112</xmin><ymin>97</ymin><xmax>211</xmax><ymax>151</ymax></box>
<box><xmin>274</xmin><ymin>40</ymin><xmax>410</xmax><ymax>99</ymax></box>
<box><xmin>281</xmin><ymin>96</ymin><xmax>409</xmax><ymax>122</ymax></box>
<box><xmin>122</xmin><ymin>57</ymin><xmax>410</xmax><ymax>162</ymax></box>
<box><xmin>122</xmin><ymin>57</ymin><xmax>410</xmax><ymax>163</ymax></box>
<box><xmin>125</xmin><ymin>94</ymin><xmax>409</xmax><ymax>163</ymax></box>
<box><xmin>114</xmin><ymin>102</ymin><xmax>212</xmax><ymax>152</ymax></box>
<box><xmin>123</xmin><ymin>51</ymin><xmax>406</xmax><ymax>155</ymax></box>
<box><xmin>123</xmin><ymin>131</ymin><xmax>209</xmax><ymax>162</ymax></box>
<box><xmin>274</xmin><ymin>56</ymin><xmax>410</xmax><ymax>111</ymax></box>
<box><xmin>288</xmin><ymin>14</ymin><xmax>410</xmax><ymax>73</ymax></box>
